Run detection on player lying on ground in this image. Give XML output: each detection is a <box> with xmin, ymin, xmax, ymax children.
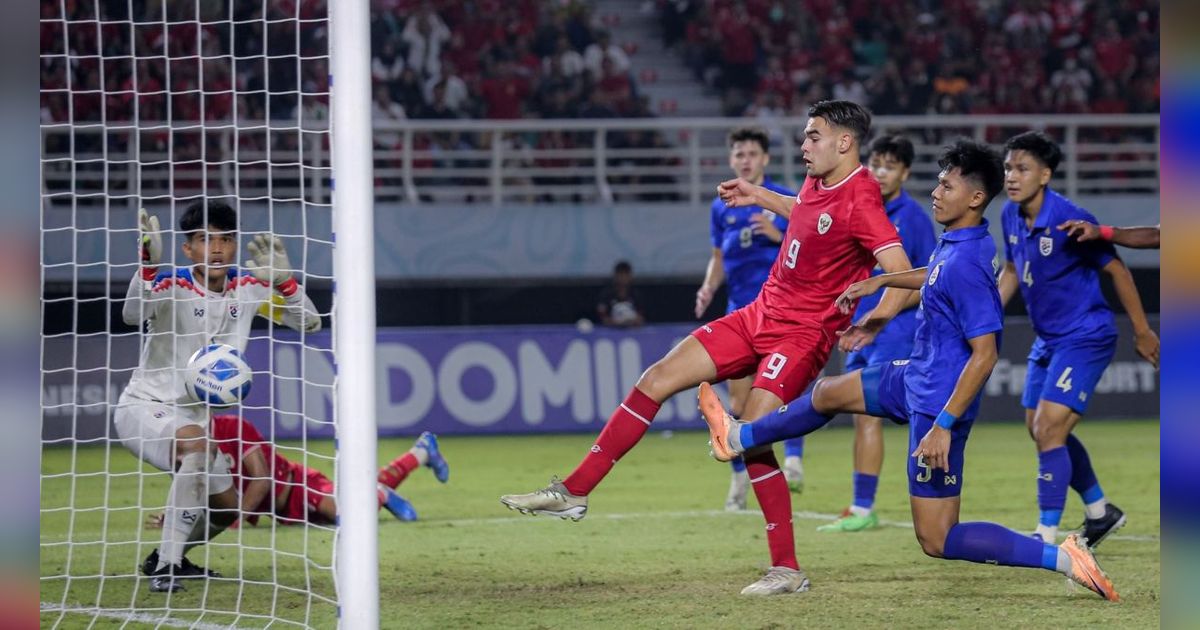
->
<box><xmin>694</xmin><ymin>125</ymin><xmax>805</xmax><ymax>511</ymax></box>
<box><xmin>117</xmin><ymin>201</ymin><xmax>321</xmax><ymax>592</ymax></box>
<box><xmin>1057</xmin><ymin>220</ymin><xmax>1160</xmax><ymax>249</ymax></box>
<box><xmin>145</xmin><ymin>415</ymin><xmax>450</xmax><ymax>532</ymax></box>
<box><xmin>821</xmin><ymin>134</ymin><xmax>937</xmax><ymax>534</ymax></box>
<box><xmin>699</xmin><ymin>139</ymin><xmax>1119</xmax><ymax>601</ymax></box>
<box><xmin>501</xmin><ymin>100</ymin><xmax>917</xmax><ymax>596</ymax></box>
<box><xmin>998</xmin><ymin>131</ymin><xmax>1159</xmax><ymax>548</ymax></box>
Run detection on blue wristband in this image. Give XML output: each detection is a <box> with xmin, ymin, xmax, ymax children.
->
<box><xmin>935</xmin><ymin>409</ymin><xmax>958</xmax><ymax>430</ymax></box>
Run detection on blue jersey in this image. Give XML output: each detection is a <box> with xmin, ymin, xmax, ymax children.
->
<box><xmin>904</xmin><ymin>220</ymin><xmax>1004</xmax><ymax>418</ymax></box>
<box><xmin>1001</xmin><ymin>189</ymin><xmax>1118</xmax><ymax>346</ymax></box>
<box><xmin>710</xmin><ymin>177</ymin><xmax>793</xmax><ymax>312</ymax></box>
<box><xmin>852</xmin><ymin>189</ymin><xmax>938</xmax><ymax>346</ymax></box>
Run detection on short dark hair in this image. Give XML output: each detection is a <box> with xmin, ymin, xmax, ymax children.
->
<box><xmin>613</xmin><ymin>260</ymin><xmax>633</xmax><ymax>275</ymax></box>
<box><xmin>807</xmin><ymin>100</ymin><xmax>872</xmax><ymax>143</ymax></box>
<box><xmin>868</xmin><ymin>134</ymin><xmax>915</xmax><ymax>168</ymax></box>
<box><xmin>179</xmin><ymin>200</ymin><xmax>237</xmax><ymax>237</ymax></box>
<box><xmin>1004</xmin><ymin>130</ymin><xmax>1062</xmax><ymax>173</ymax></box>
<box><xmin>727</xmin><ymin>126</ymin><xmax>770</xmax><ymax>154</ymax></box>
<box><xmin>937</xmin><ymin>138</ymin><xmax>1004</xmax><ymax>207</ymax></box>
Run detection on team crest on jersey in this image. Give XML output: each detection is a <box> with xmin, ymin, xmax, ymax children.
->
<box><xmin>817</xmin><ymin>212</ymin><xmax>833</xmax><ymax>235</ymax></box>
<box><xmin>1039</xmin><ymin>236</ymin><xmax>1053</xmax><ymax>256</ymax></box>
<box><xmin>927</xmin><ymin>261</ymin><xmax>944</xmax><ymax>285</ymax></box>
<box><xmin>726</xmin><ymin>215</ymin><xmax>736</xmax><ymax>224</ymax></box>
<box><xmin>1008</xmin><ymin>234</ymin><xmax>1018</xmax><ymax>245</ymax></box>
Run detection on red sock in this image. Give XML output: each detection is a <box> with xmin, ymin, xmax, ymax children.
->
<box><xmin>562</xmin><ymin>387</ymin><xmax>660</xmax><ymax>496</ymax></box>
<box><xmin>377</xmin><ymin>452</ymin><xmax>420</xmax><ymax>489</ymax></box>
<box><xmin>745</xmin><ymin>449</ymin><xmax>798</xmax><ymax>570</ymax></box>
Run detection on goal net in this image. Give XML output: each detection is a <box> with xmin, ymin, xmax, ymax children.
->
<box><xmin>39</xmin><ymin>1</ymin><xmax>371</xmax><ymax>626</ymax></box>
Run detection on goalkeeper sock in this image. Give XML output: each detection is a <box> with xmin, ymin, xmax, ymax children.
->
<box><xmin>378</xmin><ymin>452</ymin><xmax>421</xmax><ymax>489</ymax></box>
<box><xmin>158</xmin><ymin>451</ymin><xmax>207</xmax><ymax>571</ymax></box>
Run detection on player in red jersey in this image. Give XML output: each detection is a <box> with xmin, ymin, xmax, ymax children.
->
<box><xmin>500</xmin><ymin>100</ymin><xmax>915</xmax><ymax>595</ymax></box>
<box><xmin>148</xmin><ymin>416</ymin><xmax>451</xmax><ymax>528</ymax></box>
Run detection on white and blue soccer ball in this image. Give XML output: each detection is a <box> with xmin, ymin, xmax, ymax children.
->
<box><xmin>184</xmin><ymin>343</ymin><xmax>253</xmax><ymax>407</ymax></box>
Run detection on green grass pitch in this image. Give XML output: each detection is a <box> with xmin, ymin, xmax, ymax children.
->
<box><xmin>41</xmin><ymin>419</ymin><xmax>1159</xmax><ymax>628</ymax></box>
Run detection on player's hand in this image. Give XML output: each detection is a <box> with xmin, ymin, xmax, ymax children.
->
<box><xmin>1057</xmin><ymin>219</ymin><xmax>1100</xmax><ymax>242</ymax></box>
<box><xmin>138</xmin><ymin>208</ymin><xmax>163</xmax><ymax>266</ymax></box>
<box><xmin>143</xmin><ymin>510</ymin><xmax>165</xmax><ymax>529</ymax></box>
<box><xmin>834</xmin><ymin>277</ymin><xmax>883</xmax><ymax>314</ymax></box>
<box><xmin>836</xmin><ymin>317</ymin><xmax>884</xmax><ymax>353</ymax></box>
<box><xmin>246</xmin><ymin>234</ymin><xmax>294</xmax><ymax>286</ymax></box>
<box><xmin>695</xmin><ymin>285</ymin><xmax>715</xmax><ymax>319</ymax></box>
<box><xmin>912</xmin><ymin>425</ymin><xmax>951</xmax><ymax>472</ymax></box>
<box><xmin>749</xmin><ymin>213</ymin><xmax>782</xmax><ymax>243</ymax></box>
<box><xmin>717</xmin><ymin>178</ymin><xmax>760</xmax><ymax>207</ymax></box>
<box><xmin>1134</xmin><ymin>327</ymin><xmax>1160</xmax><ymax>369</ymax></box>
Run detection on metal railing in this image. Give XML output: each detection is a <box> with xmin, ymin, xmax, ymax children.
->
<box><xmin>41</xmin><ymin>114</ymin><xmax>1159</xmax><ymax>206</ymax></box>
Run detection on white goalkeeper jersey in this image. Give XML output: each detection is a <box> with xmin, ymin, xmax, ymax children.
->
<box><xmin>120</xmin><ymin>267</ymin><xmax>321</xmax><ymax>407</ymax></box>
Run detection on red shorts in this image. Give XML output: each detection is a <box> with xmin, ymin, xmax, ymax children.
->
<box><xmin>692</xmin><ymin>300</ymin><xmax>835</xmax><ymax>404</ymax></box>
<box><xmin>278</xmin><ymin>463</ymin><xmax>334</xmax><ymax>524</ymax></box>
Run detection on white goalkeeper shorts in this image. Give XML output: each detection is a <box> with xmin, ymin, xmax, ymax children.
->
<box><xmin>113</xmin><ymin>396</ymin><xmax>232</xmax><ymax>495</ymax></box>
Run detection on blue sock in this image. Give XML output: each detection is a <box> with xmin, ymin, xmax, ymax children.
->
<box><xmin>729</xmin><ymin>456</ymin><xmax>746</xmax><ymax>473</ymax></box>
<box><xmin>943</xmin><ymin>522</ymin><xmax>1058</xmax><ymax>570</ymax></box>
<box><xmin>783</xmin><ymin>437</ymin><xmax>805</xmax><ymax>459</ymax></box>
<box><xmin>1037</xmin><ymin>446</ymin><xmax>1072</xmax><ymax>527</ymax></box>
<box><xmin>740</xmin><ymin>393</ymin><xmax>833</xmax><ymax>451</ymax></box>
<box><xmin>852</xmin><ymin>472</ymin><xmax>878</xmax><ymax>510</ymax></box>
<box><xmin>1065</xmin><ymin>433</ymin><xmax>1104</xmax><ymax>504</ymax></box>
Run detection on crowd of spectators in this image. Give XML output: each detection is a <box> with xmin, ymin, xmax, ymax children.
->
<box><xmin>660</xmin><ymin>0</ymin><xmax>1159</xmax><ymax>118</ymax></box>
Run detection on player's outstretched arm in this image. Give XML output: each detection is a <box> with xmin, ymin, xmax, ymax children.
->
<box><xmin>1059</xmin><ymin>220</ymin><xmax>1160</xmax><ymax>249</ymax></box>
<box><xmin>717</xmin><ymin>178</ymin><xmax>795</xmax><ymax>218</ymax></box>
<box><xmin>123</xmin><ymin>208</ymin><xmax>167</xmax><ymax>326</ymax></box>
<box><xmin>912</xmin><ymin>332</ymin><xmax>999</xmax><ymax>472</ymax></box>
<box><xmin>247</xmin><ymin>234</ymin><xmax>322</xmax><ymax>333</ymax></box>
<box><xmin>696</xmin><ymin>248</ymin><xmax>725</xmax><ymax>319</ymax></box>
<box><xmin>1103</xmin><ymin>257</ymin><xmax>1160</xmax><ymax>368</ymax></box>
<box><xmin>238</xmin><ymin>447</ymin><xmax>273</xmax><ymax>526</ymax></box>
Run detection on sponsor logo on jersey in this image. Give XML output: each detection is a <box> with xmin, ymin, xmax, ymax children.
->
<box><xmin>702</xmin><ymin>325</ymin><xmax>713</xmax><ymax>333</ymax></box>
<box><xmin>726</xmin><ymin>215</ymin><xmax>736</xmax><ymax>224</ymax></box>
<box><xmin>763</xmin><ymin>210</ymin><xmax>776</xmax><ymax>221</ymax></box>
<box><xmin>194</xmin><ymin>307</ymin><xmax>205</xmax><ymax>318</ymax></box>
<box><xmin>1008</xmin><ymin>234</ymin><xmax>1018</xmax><ymax>245</ymax></box>
<box><xmin>927</xmin><ymin>261</ymin><xmax>944</xmax><ymax>285</ymax></box>
<box><xmin>817</xmin><ymin>212</ymin><xmax>833</xmax><ymax>235</ymax></box>
<box><xmin>892</xmin><ymin>359</ymin><xmax>910</xmax><ymax>366</ymax></box>
<box><xmin>229</xmin><ymin>304</ymin><xmax>240</xmax><ymax>319</ymax></box>
<box><xmin>590</xmin><ymin>444</ymin><xmax>602</xmax><ymax>454</ymax></box>
<box><xmin>1039</xmin><ymin>236</ymin><xmax>1053</xmax><ymax>256</ymax></box>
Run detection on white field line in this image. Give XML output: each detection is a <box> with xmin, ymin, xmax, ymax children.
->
<box><xmin>39</xmin><ymin>602</ymin><xmax>250</xmax><ymax>630</ymax></box>
<box><xmin>39</xmin><ymin>509</ymin><xmax>1159</xmax><ymax>543</ymax></box>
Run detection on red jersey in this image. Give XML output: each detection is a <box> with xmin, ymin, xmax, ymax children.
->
<box><xmin>757</xmin><ymin>165</ymin><xmax>902</xmax><ymax>332</ymax></box>
<box><xmin>210</xmin><ymin>415</ymin><xmax>296</xmax><ymax>513</ymax></box>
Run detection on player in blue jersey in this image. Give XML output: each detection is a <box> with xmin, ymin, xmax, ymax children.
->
<box><xmin>997</xmin><ymin>131</ymin><xmax>1159</xmax><ymax>548</ymax></box>
<box><xmin>819</xmin><ymin>135</ymin><xmax>937</xmax><ymax>533</ymax></box>
<box><xmin>696</xmin><ymin>139</ymin><xmax>1118</xmax><ymax>601</ymax></box>
<box><xmin>695</xmin><ymin>126</ymin><xmax>806</xmax><ymax>510</ymax></box>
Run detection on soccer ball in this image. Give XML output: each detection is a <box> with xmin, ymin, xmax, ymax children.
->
<box><xmin>184</xmin><ymin>343</ymin><xmax>253</xmax><ymax>407</ymax></box>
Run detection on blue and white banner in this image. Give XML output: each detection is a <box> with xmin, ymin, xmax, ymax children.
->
<box><xmin>43</xmin><ymin>319</ymin><xmax>1158</xmax><ymax>442</ymax></box>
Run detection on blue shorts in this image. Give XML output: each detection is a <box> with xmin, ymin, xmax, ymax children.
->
<box><xmin>1021</xmin><ymin>338</ymin><xmax>1116</xmax><ymax>414</ymax></box>
<box><xmin>861</xmin><ymin>361</ymin><xmax>973</xmax><ymax>498</ymax></box>
<box><xmin>844</xmin><ymin>339</ymin><xmax>914</xmax><ymax>372</ymax></box>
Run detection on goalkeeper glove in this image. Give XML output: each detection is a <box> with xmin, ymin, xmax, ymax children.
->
<box><xmin>246</xmin><ymin>234</ymin><xmax>299</xmax><ymax>295</ymax></box>
<box><xmin>138</xmin><ymin>208</ymin><xmax>163</xmax><ymax>280</ymax></box>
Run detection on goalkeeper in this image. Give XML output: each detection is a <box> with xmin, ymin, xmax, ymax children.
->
<box><xmin>115</xmin><ymin>200</ymin><xmax>321</xmax><ymax>592</ymax></box>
